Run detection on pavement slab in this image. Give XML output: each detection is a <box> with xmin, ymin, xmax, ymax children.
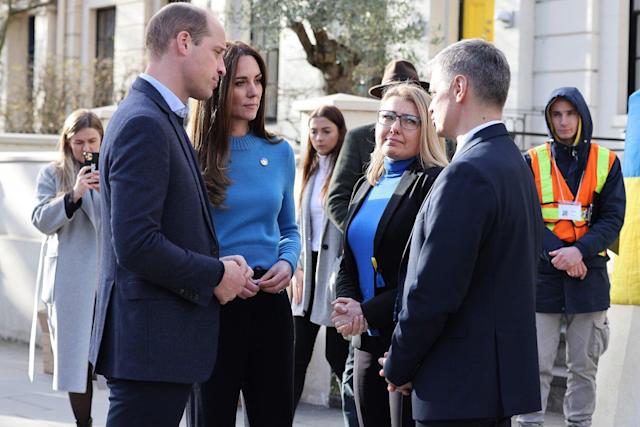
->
<box><xmin>0</xmin><ymin>339</ymin><xmax>345</xmax><ymax>427</ymax></box>
<box><xmin>0</xmin><ymin>339</ymin><xmax>564</xmax><ymax>427</ymax></box>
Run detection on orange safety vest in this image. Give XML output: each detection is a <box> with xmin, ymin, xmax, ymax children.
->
<box><xmin>528</xmin><ymin>142</ymin><xmax>615</xmax><ymax>244</ymax></box>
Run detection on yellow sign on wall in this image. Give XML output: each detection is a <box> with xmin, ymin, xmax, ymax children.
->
<box><xmin>462</xmin><ymin>0</ymin><xmax>495</xmax><ymax>41</ymax></box>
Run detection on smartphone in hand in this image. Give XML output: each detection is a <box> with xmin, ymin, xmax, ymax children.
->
<box><xmin>82</xmin><ymin>151</ymin><xmax>99</xmax><ymax>173</ymax></box>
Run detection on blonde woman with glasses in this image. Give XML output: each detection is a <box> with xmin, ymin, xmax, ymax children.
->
<box><xmin>331</xmin><ymin>83</ymin><xmax>447</xmax><ymax>427</ymax></box>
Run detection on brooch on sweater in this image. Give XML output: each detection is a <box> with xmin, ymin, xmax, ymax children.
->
<box><xmin>260</xmin><ymin>157</ymin><xmax>269</xmax><ymax>166</ymax></box>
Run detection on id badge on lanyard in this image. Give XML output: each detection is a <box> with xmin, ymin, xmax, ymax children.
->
<box><xmin>558</xmin><ymin>201</ymin><xmax>583</xmax><ymax>221</ymax></box>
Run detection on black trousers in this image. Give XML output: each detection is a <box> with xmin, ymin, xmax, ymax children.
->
<box><xmin>193</xmin><ymin>290</ymin><xmax>294</xmax><ymax>427</ymax></box>
<box><xmin>105</xmin><ymin>377</ymin><xmax>192</xmax><ymax>427</ymax></box>
<box><xmin>354</xmin><ymin>346</ymin><xmax>414</xmax><ymax>427</ymax></box>
<box><xmin>293</xmin><ymin>251</ymin><xmax>349</xmax><ymax>409</ymax></box>
<box><xmin>417</xmin><ymin>418</ymin><xmax>511</xmax><ymax>427</ymax></box>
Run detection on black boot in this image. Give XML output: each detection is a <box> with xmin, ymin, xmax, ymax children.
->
<box><xmin>76</xmin><ymin>417</ymin><xmax>92</xmax><ymax>427</ymax></box>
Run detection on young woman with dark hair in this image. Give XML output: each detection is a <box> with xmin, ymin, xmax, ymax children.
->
<box><xmin>189</xmin><ymin>41</ymin><xmax>300</xmax><ymax>427</ymax></box>
<box><xmin>291</xmin><ymin>105</ymin><xmax>349</xmax><ymax>411</ymax></box>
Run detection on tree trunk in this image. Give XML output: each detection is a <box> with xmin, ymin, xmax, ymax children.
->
<box><xmin>323</xmin><ymin>64</ymin><xmax>357</xmax><ymax>94</ymax></box>
<box><xmin>288</xmin><ymin>20</ymin><xmax>360</xmax><ymax>94</ymax></box>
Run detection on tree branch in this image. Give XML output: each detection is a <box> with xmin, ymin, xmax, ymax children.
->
<box><xmin>0</xmin><ymin>0</ymin><xmax>54</xmax><ymax>56</ymax></box>
<box><xmin>9</xmin><ymin>0</ymin><xmax>54</xmax><ymax>17</ymax></box>
<box><xmin>289</xmin><ymin>21</ymin><xmax>315</xmax><ymax>61</ymax></box>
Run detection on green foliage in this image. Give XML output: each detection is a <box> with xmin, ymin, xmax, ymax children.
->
<box><xmin>251</xmin><ymin>0</ymin><xmax>424</xmax><ymax>94</ymax></box>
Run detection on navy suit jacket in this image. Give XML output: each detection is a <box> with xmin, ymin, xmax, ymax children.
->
<box><xmin>384</xmin><ymin>123</ymin><xmax>543</xmax><ymax>421</ymax></box>
<box><xmin>89</xmin><ymin>78</ymin><xmax>225</xmax><ymax>384</ymax></box>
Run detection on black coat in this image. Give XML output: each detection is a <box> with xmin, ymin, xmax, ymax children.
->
<box><xmin>384</xmin><ymin>123</ymin><xmax>543</xmax><ymax>421</ymax></box>
<box><xmin>335</xmin><ymin>160</ymin><xmax>442</xmax><ymax>353</ymax></box>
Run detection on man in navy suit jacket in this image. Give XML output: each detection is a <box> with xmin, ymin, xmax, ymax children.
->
<box><xmin>383</xmin><ymin>39</ymin><xmax>543</xmax><ymax>427</ymax></box>
<box><xmin>89</xmin><ymin>4</ymin><xmax>250</xmax><ymax>426</ymax></box>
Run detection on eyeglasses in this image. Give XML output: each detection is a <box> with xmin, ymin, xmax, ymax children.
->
<box><xmin>377</xmin><ymin>110</ymin><xmax>421</xmax><ymax>131</ymax></box>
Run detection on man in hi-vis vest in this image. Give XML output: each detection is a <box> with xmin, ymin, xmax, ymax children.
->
<box><xmin>517</xmin><ymin>87</ymin><xmax>625</xmax><ymax>427</ymax></box>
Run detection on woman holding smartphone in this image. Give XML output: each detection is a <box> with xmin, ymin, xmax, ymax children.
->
<box><xmin>29</xmin><ymin>109</ymin><xmax>102</xmax><ymax>427</ymax></box>
<box><xmin>189</xmin><ymin>41</ymin><xmax>300</xmax><ymax>427</ymax></box>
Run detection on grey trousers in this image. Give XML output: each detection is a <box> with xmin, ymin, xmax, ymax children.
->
<box><xmin>516</xmin><ymin>311</ymin><xmax>609</xmax><ymax>427</ymax></box>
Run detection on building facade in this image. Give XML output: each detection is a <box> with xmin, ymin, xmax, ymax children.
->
<box><xmin>0</xmin><ymin>0</ymin><xmax>633</xmax><ymax>143</ymax></box>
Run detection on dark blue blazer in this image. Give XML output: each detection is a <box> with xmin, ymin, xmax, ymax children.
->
<box><xmin>89</xmin><ymin>78</ymin><xmax>225</xmax><ymax>384</ymax></box>
<box><xmin>384</xmin><ymin>123</ymin><xmax>543</xmax><ymax>421</ymax></box>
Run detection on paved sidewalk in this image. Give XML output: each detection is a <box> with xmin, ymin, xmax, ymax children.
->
<box><xmin>0</xmin><ymin>339</ymin><xmax>564</xmax><ymax>427</ymax></box>
<box><xmin>0</xmin><ymin>339</ymin><xmax>344</xmax><ymax>427</ymax></box>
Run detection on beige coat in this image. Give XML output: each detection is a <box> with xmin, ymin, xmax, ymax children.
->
<box><xmin>28</xmin><ymin>163</ymin><xmax>100</xmax><ymax>392</ymax></box>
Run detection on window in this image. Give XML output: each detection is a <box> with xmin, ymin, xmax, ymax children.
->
<box><xmin>251</xmin><ymin>23</ymin><xmax>279</xmax><ymax>122</ymax></box>
<box><xmin>629</xmin><ymin>0</ymin><xmax>640</xmax><ymax>99</ymax></box>
<box><xmin>94</xmin><ymin>7</ymin><xmax>116</xmax><ymax>106</ymax></box>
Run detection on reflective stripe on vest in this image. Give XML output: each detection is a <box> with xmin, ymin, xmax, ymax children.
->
<box><xmin>528</xmin><ymin>142</ymin><xmax>615</xmax><ymax>243</ymax></box>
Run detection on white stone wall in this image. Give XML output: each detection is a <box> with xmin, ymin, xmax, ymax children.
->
<box><xmin>0</xmin><ymin>151</ymin><xmax>56</xmax><ymax>342</ymax></box>
<box><xmin>529</xmin><ymin>0</ymin><xmax>626</xmax><ymax>144</ymax></box>
<box><xmin>111</xmin><ymin>0</ymin><xmax>148</xmax><ymax>94</ymax></box>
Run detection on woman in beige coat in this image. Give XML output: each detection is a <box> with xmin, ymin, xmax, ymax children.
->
<box><xmin>29</xmin><ymin>109</ymin><xmax>102</xmax><ymax>427</ymax></box>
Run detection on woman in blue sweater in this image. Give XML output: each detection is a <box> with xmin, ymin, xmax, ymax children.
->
<box><xmin>332</xmin><ymin>84</ymin><xmax>448</xmax><ymax>427</ymax></box>
<box><xmin>189</xmin><ymin>41</ymin><xmax>300</xmax><ymax>427</ymax></box>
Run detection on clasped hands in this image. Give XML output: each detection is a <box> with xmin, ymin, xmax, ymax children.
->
<box><xmin>215</xmin><ymin>257</ymin><xmax>292</xmax><ymax>305</ymax></box>
<box><xmin>549</xmin><ymin>246</ymin><xmax>587</xmax><ymax>280</ymax></box>
<box><xmin>377</xmin><ymin>352</ymin><xmax>412</xmax><ymax>396</ymax></box>
<box><xmin>330</xmin><ymin>297</ymin><xmax>368</xmax><ymax>338</ymax></box>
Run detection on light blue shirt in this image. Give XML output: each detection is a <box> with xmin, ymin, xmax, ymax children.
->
<box><xmin>139</xmin><ymin>73</ymin><xmax>189</xmax><ymax>119</ymax></box>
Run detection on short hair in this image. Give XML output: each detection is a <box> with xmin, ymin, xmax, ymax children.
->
<box><xmin>145</xmin><ymin>3</ymin><xmax>211</xmax><ymax>59</ymax></box>
<box><xmin>431</xmin><ymin>39</ymin><xmax>511</xmax><ymax>108</ymax></box>
<box><xmin>366</xmin><ymin>83</ymin><xmax>448</xmax><ymax>185</ymax></box>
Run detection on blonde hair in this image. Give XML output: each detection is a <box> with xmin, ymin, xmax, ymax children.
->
<box><xmin>54</xmin><ymin>109</ymin><xmax>104</xmax><ymax>194</ymax></box>
<box><xmin>366</xmin><ymin>84</ymin><xmax>448</xmax><ymax>185</ymax></box>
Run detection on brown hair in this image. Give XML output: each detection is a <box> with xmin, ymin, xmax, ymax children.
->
<box><xmin>299</xmin><ymin>105</ymin><xmax>347</xmax><ymax>208</ymax></box>
<box><xmin>192</xmin><ymin>41</ymin><xmax>280</xmax><ymax>207</ymax></box>
<box><xmin>54</xmin><ymin>109</ymin><xmax>104</xmax><ymax>194</ymax></box>
<box><xmin>145</xmin><ymin>3</ymin><xmax>211</xmax><ymax>60</ymax></box>
<box><xmin>366</xmin><ymin>84</ymin><xmax>448</xmax><ymax>185</ymax></box>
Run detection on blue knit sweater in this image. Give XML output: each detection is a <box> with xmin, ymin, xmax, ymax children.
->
<box><xmin>213</xmin><ymin>133</ymin><xmax>301</xmax><ymax>273</ymax></box>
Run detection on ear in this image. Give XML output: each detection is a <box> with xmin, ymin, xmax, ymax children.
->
<box><xmin>175</xmin><ymin>31</ymin><xmax>192</xmax><ymax>56</ymax></box>
<box><xmin>452</xmin><ymin>75</ymin><xmax>468</xmax><ymax>104</ymax></box>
